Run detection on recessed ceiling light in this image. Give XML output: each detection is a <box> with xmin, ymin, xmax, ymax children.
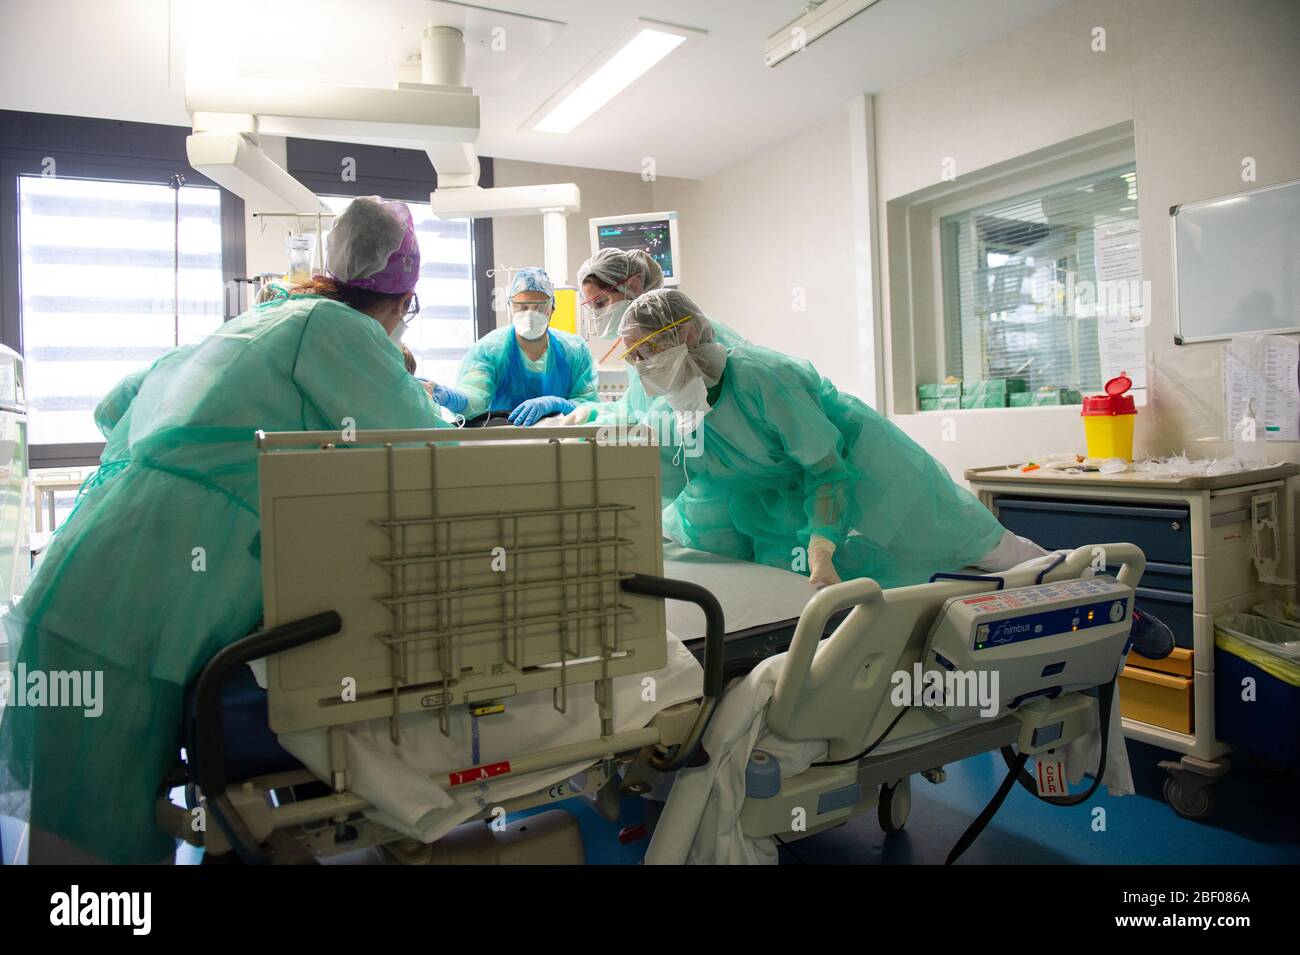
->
<box><xmin>527</xmin><ymin>20</ymin><xmax>700</xmax><ymax>135</ymax></box>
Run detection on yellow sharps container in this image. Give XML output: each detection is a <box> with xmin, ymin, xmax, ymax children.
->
<box><xmin>1081</xmin><ymin>372</ymin><xmax>1136</xmax><ymax>460</ymax></box>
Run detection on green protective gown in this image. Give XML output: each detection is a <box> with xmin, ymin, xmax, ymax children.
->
<box><xmin>592</xmin><ymin>341</ymin><xmax>1007</xmax><ymax>589</ymax></box>
<box><xmin>454</xmin><ymin>325</ymin><xmax>598</xmax><ymax>421</ymax></box>
<box><xmin>0</xmin><ymin>294</ymin><xmax>448</xmax><ymax>863</ymax></box>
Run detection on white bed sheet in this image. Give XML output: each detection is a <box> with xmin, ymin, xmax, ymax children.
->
<box><xmin>275</xmin><ymin>633</ymin><xmax>703</xmax><ymax>845</ymax></box>
<box><xmin>661</xmin><ymin>542</ymin><xmax>815</xmax><ymax>640</ymax></box>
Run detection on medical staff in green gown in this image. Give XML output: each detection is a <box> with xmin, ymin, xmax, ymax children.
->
<box><xmin>565</xmin><ymin>249</ymin><xmax>751</xmax><ymax>429</ymax></box>
<box><xmin>589</xmin><ymin>289</ymin><xmax>1044</xmax><ymax>591</ymax></box>
<box><xmin>0</xmin><ymin>196</ymin><xmax>449</xmax><ymax>863</ymax></box>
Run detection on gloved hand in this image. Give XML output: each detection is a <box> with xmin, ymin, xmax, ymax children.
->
<box><xmin>509</xmin><ymin>395</ymin><xmax>575</xmax><ymax>427</ymax></box>
<box><xmin>432</xmin><ymin>383</ymin><xmax>468</xmax><ymax>414</ymax></box>
<box><xmin>808</xmin><ymin>535</ymin><xmax>840</xmax><ymax>590</ymax></box>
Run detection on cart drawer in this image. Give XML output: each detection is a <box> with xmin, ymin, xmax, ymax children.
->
<box><xmin>994</xmin><ymin>497</ymin><xmax>1191</xmax><ymax>564</ymax></box>
<box><xmin>1119</xmin><ymin>665</ymin><xmax>1193</xmax><ymax>734</ymax></box>
<box><xmin>1126</xmin><ymin>646</ymin><xmax>1193</xmax><ymax>678</ymax></box>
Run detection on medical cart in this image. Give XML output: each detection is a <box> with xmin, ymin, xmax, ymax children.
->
<box><xmin>966</xmin><ymin>463</ymin><xmax>1299</xmax><ymax>819</ymax></box>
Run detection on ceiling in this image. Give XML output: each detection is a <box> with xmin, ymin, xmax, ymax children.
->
<box><xmin>5</xmin><ymin>0</ymin><xmax>1072</xmax><ymax>180</ymax></box>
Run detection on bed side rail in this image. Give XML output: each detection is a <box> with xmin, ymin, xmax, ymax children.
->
<box><xmin>766</xmin><ymin>543</ymin><xmax>1145</xmax><ymax>753</ymax></box>
<box><xmin>191</xmin><ymin>612</ymin><xmax>343</xmax><ymax>864</ymax></box>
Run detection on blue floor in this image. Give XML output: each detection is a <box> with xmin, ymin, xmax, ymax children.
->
<box><xmin>775</xmin><ymin>741</ymin><xmax>1300</xmax><ymax>865</ymax></box>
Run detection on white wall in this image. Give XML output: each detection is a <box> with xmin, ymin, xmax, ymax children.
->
<box><xmin>652</xmin><ymin>112</ymin><xmax>864</xmax><ymax>398</ymax></box>
<box><xmin>873</xmin><ymin>0</ymin><xmax>1300</xmax><ymax>479</ymax></box>
<box><xmin>652</xmin><ymin>0</ymin><xmax>1300</xmax><ymax>488</ymax></box>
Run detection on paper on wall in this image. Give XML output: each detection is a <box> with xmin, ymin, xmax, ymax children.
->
<box><xmin>1094</xmin><ymin>222</ymin><xmax>1143</xmax><ymax>285</ymax></box>
<box><xmin>1099</xmin><ymin>313</ymin><xmax>1148</xmax><ymax>393</ymax></box>
<box><xmin>1222</xmin><ymin>335</ymin><xmax>1300</xmax><ymax>442</ymax></box>
<box><xmin>1094</xmin><ymin>221</ymin><xmax>1147</xmax><ymax>397</ymax></box>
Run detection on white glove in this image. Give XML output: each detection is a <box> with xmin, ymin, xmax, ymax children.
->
<box><xmin>808</xmin><ymin>535</ymin><xmax>840</xmax><ymax>590</ymax></box>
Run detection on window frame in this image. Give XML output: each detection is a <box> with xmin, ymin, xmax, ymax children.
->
<box><xmin>927</xmin><ymin>153</ymin><xmax>1140</xmax><ymax>389</ymax></box>
<box><xmin>0</xmin><ymin>112</ymin><xmax>496</xmax><ymax>467</ymax></box>
<box><xmin>0</xmin><ymin>110</ymin><xmax>245</xmax><ymax>468</ymax></box>
<box><xmin>881</xmin><ymin>124</ymin><xmax>1138</xmax><ymax>416</ymax></box>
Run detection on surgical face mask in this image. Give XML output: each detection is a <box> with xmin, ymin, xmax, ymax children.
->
<box><xmin>512</xmin><ymin>306</ymin><xmax>551</xmax><ymax>341</ymax></box>
<box><xmin>389</xmin><ymin>319</ymin><xmax>409</xmax><ymax>344</ymax></box>
<box><xmin>636</xmin><ymin>344</ymin><xmax>691</xmax><ymax>397</ymax></box>
<box><xmin>590</xmin><ymin>299</ymin><xmax>630</xmax><ymax>338</ymax></box>
<box><xmin>666</xmin><ymin>374</ymin><xmax>711</xmax><ymax>437</ymax></box>
<box><xmin>637</xmin><ymin>344</ymin><xmax>712</xmax><ymax>435</ymax></box>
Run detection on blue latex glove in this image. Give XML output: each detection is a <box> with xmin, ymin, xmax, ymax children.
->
<box><xmin>509</xmin><ymin>395</ymin><xmax>575</xmax><ymax>427</ymax></box>
<box><xmin>432</xmin><ymin>383</ymin><xmax>469</xmax><ymax>414</ymax></box>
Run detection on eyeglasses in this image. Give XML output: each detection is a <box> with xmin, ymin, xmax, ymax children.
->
<box><xmin>579</xmin><ymin>284</ymin><xmax>626</xmax><ymax>312</ymax></box>
<box><xmin>405</xmin><ymin>292</ymin><xmax>420</xmax><ymax>317</ymax></box>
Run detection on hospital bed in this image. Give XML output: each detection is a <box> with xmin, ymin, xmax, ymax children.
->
<box><xmin>164</xmin><ymin>426</ymin><xmax>1145</xmax><ymax>864</ymax></box>
<box><xmin>662</xmin><ymin>542</ymin><xmax>850</xmax><ymax>680</ymax></box>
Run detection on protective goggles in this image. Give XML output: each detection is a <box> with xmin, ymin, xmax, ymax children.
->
<box><xmin>611</xmin><ymin>314</ymin><xmax>694</xmax><ymax>363</ymax></box>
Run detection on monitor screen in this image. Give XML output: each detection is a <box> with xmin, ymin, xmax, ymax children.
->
<box><xmin>595</xmin><ymin>217</ymin><xmax>675</xmax><ymax>280</ymax></box>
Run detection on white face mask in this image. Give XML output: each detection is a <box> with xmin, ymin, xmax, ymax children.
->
<box><xmin>666</xmin><ymin>374</ymin><xmax>711</xmax><ymax>437</ymax></box>
<box><xmin>512</xmin><ymin>307</ymin><xmax>551</xmax><ymax>341</ymax></box>
<box><xmin>389</xmin><ymin>320</ymin><xmax>408</xmax><ymax>344</ymax></box>
<box><xmin>637</xmin><ymin>344</ymin><xmax>712</xmax><ymax>434</ymax></box>
<box><xmin>637</xmin><ymin>344</ymin><xmax>690</xmax><ymax>397</ymax></box>
<box><xmin>591</xmin><ymin>300</ymin><xmax>630</xmax><ymax>339</ymax></box>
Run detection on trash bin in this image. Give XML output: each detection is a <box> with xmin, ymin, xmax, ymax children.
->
<box><xmin>1213</xmin><ymin>612</ymin><xmax>1300</xmax><ymax>769</ymax></box>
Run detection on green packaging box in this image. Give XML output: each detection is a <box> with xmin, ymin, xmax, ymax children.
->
<box><xmin>917</xmin><ymin>382</ymin><xmax>962</xmax><ymax>400</ymax></box>
<box><xmin>963</xmin><ymin>378</ymin><xmax>1028</xmax><ymax>399</ymax></box>
<box><xmin>919</xmin><ymin>396</ymin><xmax>961</xmax><ymax>411</ymax></box>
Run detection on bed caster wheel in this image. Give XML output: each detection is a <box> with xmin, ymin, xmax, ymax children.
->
<box><xmin>1163</xmin><ymin>777</ymin><xmax>1215</xmax><ymax>820</ymax></box>
<box><xmin>878</xmin><ymin>777</ymin><xmax>911</xmax><ymax>833</ymax></box>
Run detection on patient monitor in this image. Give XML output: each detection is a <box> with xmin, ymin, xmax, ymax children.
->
<box><xmin>587</xmin><ymin>211</ymin><xmax>680</xmax><ymax>287</ymax></box>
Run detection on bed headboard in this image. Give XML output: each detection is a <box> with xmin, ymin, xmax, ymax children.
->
<box><xmin>256</xmin><ymin>428</ymin><xmax>665</xmax><ymax>734</ymax></box>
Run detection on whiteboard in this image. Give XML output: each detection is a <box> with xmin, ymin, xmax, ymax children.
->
<box><xmin>1172</xmin><ymin>178</ymin><xmax>1300</xmax><ymax>343</ymax></box>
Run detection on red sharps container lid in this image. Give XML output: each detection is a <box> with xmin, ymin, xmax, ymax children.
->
<box><xmin>1081</xmin><ymin>372</ymin><xmax>1136</xmax><ymax>416</ymax></box>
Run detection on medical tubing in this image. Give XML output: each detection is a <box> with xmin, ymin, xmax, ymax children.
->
<box><xmin>620</xmin><ymin>574</ymin><xmax>725</xmax><ymax>770</ymax></box>
<box><xmin>191</xmin><ymin>611</ymin><xmax>344</xmax><ymax>862</ymax></box>
<box><xmin>1000</xmin><ymin>678</ymin><xmax>1117</xmax><ymax>806</ymax></box>
<box><xmin>946</xmin><ymin>750</ymin><xmax>1029</xmax><ymax>865</ymax></box>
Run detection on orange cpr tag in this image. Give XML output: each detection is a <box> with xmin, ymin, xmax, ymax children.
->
<box><xmin>1035</xmin><ymin>756</ymin><xmax>1069</xmax><ymax>796</ymax></box>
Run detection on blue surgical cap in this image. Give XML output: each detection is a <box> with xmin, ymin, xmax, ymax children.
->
<box><xmin>509</xmin><ymin>267</ymin><xmax>555</xmax><ymax>306</ymax></box>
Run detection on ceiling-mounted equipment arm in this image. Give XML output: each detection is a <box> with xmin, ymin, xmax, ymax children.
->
<box><xmin>186</xmin><ymin>129</ymin><xmax>328</xmax><ymax>215</ymax></box>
